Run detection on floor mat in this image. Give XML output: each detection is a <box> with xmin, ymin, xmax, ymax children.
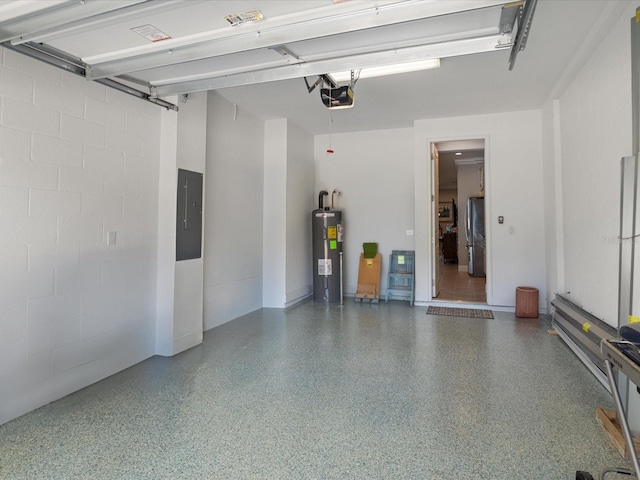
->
<box><xmin>427</xmin><ymin>306</ymin><xmax>494</xmax><ymax>319</ymax></box>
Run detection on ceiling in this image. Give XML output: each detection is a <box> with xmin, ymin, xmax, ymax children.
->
<box><xmin>0</xmin><ymin>0</ymin><xmax>629</xmax><ymax>134</ymax></box>
<box><xmin>215</xmin><ymin>0</ymin><xmax>626</xmax><ymax>134</ymax></box>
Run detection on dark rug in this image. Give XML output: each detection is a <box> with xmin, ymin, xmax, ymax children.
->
<box><xmin>427</xmin><ymin>306</ymin><xmax>494</xmax><ymax>319</ymax></box>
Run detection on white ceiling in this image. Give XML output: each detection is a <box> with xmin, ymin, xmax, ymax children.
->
<box><xmin>0</xmin><ymin>0</ymin><xmax>629</xmax><ymax>135</ymax></box>
<box><xmin>214</xmin><ymin>0</ymin><xmax>625</xmax><ymax>134</ymax></box>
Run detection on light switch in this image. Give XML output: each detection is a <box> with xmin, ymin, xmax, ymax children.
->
<box><xmin>509</xmin><ymin>226</ymin><xmax>515</xmax><ymax>235</ymax></box>
<box><xmin>108</xmin><ymin>231</ymin><xmax>117</xmax><ymax>246</ymax></box>
<box><xmin>406</xmin><ymin>230</ymin><xmax>414</xmax><ymax>236</ymax></box>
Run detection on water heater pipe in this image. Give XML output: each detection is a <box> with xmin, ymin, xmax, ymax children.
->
<box><xmin>331</xmin><ymin>189</ymin><xmax>341</xmax><ymax>210</ymax></box>
<box><xmin>318</xmin><ymin>190</ymin><xmax>328</xmax><ymax>210</ymax></box>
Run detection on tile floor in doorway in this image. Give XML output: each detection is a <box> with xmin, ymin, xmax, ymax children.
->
<box><xmin>436</xmin><ymin>258</ymin><xmax>486</xmax><ymax>303</ymax></box>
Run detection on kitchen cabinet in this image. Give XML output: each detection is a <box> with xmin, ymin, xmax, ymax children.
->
<box><xmin>442</xmin><ymin>232</ymin><xmax>458</xmax><ymax>263</ymax></box>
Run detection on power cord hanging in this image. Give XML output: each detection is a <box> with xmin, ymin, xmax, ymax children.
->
<box><xmin>327</xmin><ymin>84</ymin><xmax>334</xmax><ymax>154</ymax></box>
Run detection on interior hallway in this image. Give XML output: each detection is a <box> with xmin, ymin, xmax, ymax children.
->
<box><xmin>0</xmin><ymin>300</ymin><xmax>624</xmax><ymax>479</ymax></box>
<box><xmin>436</xmin><ymin>258</ymin><xmax>487</xmax><ymax>303</ymax></box>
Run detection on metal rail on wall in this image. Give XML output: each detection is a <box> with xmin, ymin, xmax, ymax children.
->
<box><xmin>551</xmin><ymin>295</ymin><xmax>617</xmax><ymax>390</ymax></box>
<box><xmin>3</xmin><ymin>41</ymin><xmax>178</xmax><ymax>111</ymax></box>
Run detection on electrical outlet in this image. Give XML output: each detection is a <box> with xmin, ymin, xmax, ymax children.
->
<box><xmin>406</xmin><ymin>230</ymin><xmax>414</xmax><ymax>236</ymax></box>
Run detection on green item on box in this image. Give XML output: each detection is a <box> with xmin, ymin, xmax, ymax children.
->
<box><xmin>363</xmin><ymin>243</ymin><xmax>378</xmax><ymax>259</ymax></box>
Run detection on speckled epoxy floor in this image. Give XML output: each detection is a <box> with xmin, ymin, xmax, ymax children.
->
<box><xmin>0</xmin><ymin>300</ymin><xmax>631</xmax><ymax>479</ymax></box>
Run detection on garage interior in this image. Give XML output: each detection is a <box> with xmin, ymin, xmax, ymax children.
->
<box><xmin>1</xmin><ymin>0</ymin><xmax>640</xmax><ymax>478</ymax></box>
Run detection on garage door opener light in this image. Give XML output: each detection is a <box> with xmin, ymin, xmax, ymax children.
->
<box><xmin>329</xmin><ymin>58</ymin><xmax>441</xmax><ymax>83</ymax></box>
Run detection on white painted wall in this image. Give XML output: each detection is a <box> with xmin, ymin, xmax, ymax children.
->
<box><xmin>263</xmin><ymin>119</ymin><xmax>314</xmax><ymax>307</ymax></box>
<box><xmin>263</xmin><ymin>119</ymin><xmax>287</xmax><ymax>307</ymax></box>
<box><xmin>549</xmin><ymin>3</ymin><xmax>634</xmax><ymax>325</ymax></box>
<box><xmin>314</xmin><ymin>128</ymin><xmax>415</xmax><ymax>297</ymax></box>
<box><xmin>0</xmin><ymin>48</ymin><xmax>160</xmax><ymax>424</ymax></box>
<box><xmin>541</xmin><ymin>99</ymin><xmax>564</xmax><ymax>313</ymax></box>
<box><xmin>203</xmin><ymin>93</ymin><xmax>264</xmax><ymax>329</ymax></box>
<box><xmin>156</xmin><ymin>92</ymin><xmax>207</xmax><ymax>356</ymax></box>
<box><xmin>285</xmin><ymin>121</ymin><xmax>314</xmax><ymax>305</ymax></box>
<box><xmin>414</xmin><ymin>111</ymin><xmax>546</xmax><ymax>309</ymax></box>
<box><xmin>156</xmin><ymin>103</ymin><xmax>178</xmax><ymax>355</ymax></box>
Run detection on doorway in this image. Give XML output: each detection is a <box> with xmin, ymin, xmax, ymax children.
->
<box><xmin>432</xmin><ymin>140</ymin><xmax>487</xmax><ymax>303</ymax></box>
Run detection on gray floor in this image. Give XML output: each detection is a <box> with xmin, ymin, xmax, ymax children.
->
<box><xmin>0</xmin><ymin>300</ymin><xmax>631</xmax><ymax>479</ymax></box>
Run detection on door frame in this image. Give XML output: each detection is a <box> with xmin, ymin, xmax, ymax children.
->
<box><xmin>431</xmin><ymin>143</ymin><xmax>440</xmax><ymax>299</ymax></box>
<box><xmin>427</xmin><ymin>136</ymin><xmax>492</xmax><ymax>305</ymax></box>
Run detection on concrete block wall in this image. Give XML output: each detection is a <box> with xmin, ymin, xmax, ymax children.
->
<box><xmin>0</xmin><ymin>47</ymin><xmax>161</xmax><ymax>424</ymax></box>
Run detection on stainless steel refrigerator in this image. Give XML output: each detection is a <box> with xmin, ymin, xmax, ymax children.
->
<box><xmin>465</xmin><ymin>197</ymin><xmax>485</xmax><ymax>278</ymax></box>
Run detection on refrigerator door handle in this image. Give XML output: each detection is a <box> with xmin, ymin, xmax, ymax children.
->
<box><xmin>465</xmin><ymin>200</ymin><xmax>471</xmax><ymax>243</ymax></box>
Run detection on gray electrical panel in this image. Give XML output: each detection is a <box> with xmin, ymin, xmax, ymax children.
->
<box><xmin>176</xmin><ymin>169</ymin><xmax>203</xmax><ymax>261</ymax></box>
